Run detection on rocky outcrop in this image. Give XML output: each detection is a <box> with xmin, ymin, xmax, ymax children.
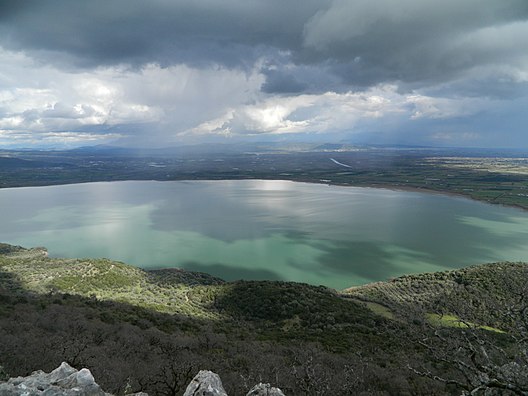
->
<box><xmin>0</xmin><ymin>362</ymin><xmax>109</xmax><ymax>395</ymax></box>
<box><xmin>182</xmin><ymin>370</ymin><xmax>228</xmax><ymax>396</ymax></box>
<box><xmin>246</xmin><ymin>383</ymin><xmax>286</xmax><ymax>395</ymax></box>
<box><xmin>182</xmin><ymin>371</ymin><xmax>286</xmax><ymax>396</ymax></box>
<box><xmin>0</xmin><ymin>364</ymin><xmax>285</xmax><ymax>396</ymax></box>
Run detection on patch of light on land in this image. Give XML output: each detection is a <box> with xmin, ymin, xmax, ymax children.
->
<box><xmin>426</xmin><ymin>157</ymin><xmax>528</xmax><ymax>175</ymax></box>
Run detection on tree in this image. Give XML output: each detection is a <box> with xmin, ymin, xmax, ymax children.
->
<box><xmin>408</xmin><ymin>268</ymin><xmax>528</xmax><ymax>395</ymax></box>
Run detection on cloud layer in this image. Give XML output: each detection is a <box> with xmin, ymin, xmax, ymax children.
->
<box><xmin>0</xmin><ymin>0</ymin><xmax>527</xmax><ymax>147</ymax></box>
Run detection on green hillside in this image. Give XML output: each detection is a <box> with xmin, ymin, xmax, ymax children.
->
<box><xmin>0</xmin><ymin>244</ymin><xmax>224</xmax><ymax>319</ymax></box>
<box><xmin>344</xmin><ymin>262</ymin><xmax>528</xmax><ymax>330</ymax></box>
<box><xmin>0</xmin><ymin>243</ymin><xmax>527</xmax><ymax>395</ymax></box>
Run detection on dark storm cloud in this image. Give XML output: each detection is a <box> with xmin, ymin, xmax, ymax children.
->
<box><xmin>0</xmin><ymin>0</ymin><xmax>321</xmax><ymax>69</ymax></box>
<box><xmin>1</xmin><ymin>0</ymin><xmax>527</xmax><ymax>92</ymax></box>
<box><xmin>301</xmin><ymin>0</ymin><xmax>528</xmax><ymax>84</ymax></box>
<box><xmin>260</xmin><ymin>69</ymin><xmax>306</xmax><ymax>94</ymax></box>
<box><xmin>259</xmin><ymin>61</ymin><xmax>347</xmax><ymax>94</ymax></box>
<box><xmin>423</xmin><ymin>78</ymin><xmax>528</xmax><ymax>101</ymax></box>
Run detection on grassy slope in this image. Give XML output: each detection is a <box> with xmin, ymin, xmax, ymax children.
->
<box><xmin>0</xmin><ymin>244</ymin><xmax>224</xmax><ymax>319</ymax></box>
<box><xmin>343</xmin><ymin>261</ymin><xmax>528</xmax><ymax>330</ymax></box>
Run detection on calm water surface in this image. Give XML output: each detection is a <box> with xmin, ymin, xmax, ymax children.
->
<box><xmin>1</xmin><ymin>180</ymin><xmax>527</xmax><ymax>289</ymax></box>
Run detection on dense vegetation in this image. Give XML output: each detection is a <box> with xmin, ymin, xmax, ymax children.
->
<box><xmin>1</xmin><ymin>243</ymin><xmax>527</xmax><ymax>395</ymax></box>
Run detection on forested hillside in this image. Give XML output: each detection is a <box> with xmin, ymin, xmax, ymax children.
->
<box><xmin>1</xmin><ymin>243</ymin><xmax>526</xmax><ymax>395</ymax></box>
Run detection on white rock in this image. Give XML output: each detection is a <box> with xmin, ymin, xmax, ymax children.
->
<box><xmin>182</xmin><ymin>370</ymin><xmax>228</xmax><ymax>396</ymax></box>
<box><xmin>0</xmin><ymin>362</ymin><xmax>109</xmax><ymax>396</ymax></box>
<box><xmin>246</xmin><ymin>383</ymin><xmax>286</xmax><ymax>396</ymax></box>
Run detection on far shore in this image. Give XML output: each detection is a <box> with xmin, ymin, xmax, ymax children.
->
<box><xmin>282</xmin><ymin>178</ymin><xmax>528</xmax><ymax>212</ymax></box>
<box><xmin>0</xmin><ymin>176</ymin><xmax>526</xmax><ymax>212</ymax></box>
<box><xmin>361</xmin><ymin>183</ymin><xmax>528</xmax><ymax>212</ymax></box>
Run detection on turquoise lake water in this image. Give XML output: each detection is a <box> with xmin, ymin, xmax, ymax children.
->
<box><xmin>1</xmin><ymin>180</ymin><xmax>527</xmax><ymax>289</ymax></box>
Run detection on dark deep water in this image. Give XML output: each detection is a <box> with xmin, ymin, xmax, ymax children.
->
<box><xmin>1</xmin><ymin>180</ymin><xmax>527</xmax><ymax>289</ymax></box>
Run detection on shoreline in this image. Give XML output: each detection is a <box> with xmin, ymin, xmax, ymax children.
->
<box><xmin>364</xmin><ymin>183</ymin><xmax>528</xmax><ymax>212</ymax></box>
<box><xmin>281</xmin><ymin>178</ymin><xmax>528</xmax><ymax>212</ymax></box>
<box><xmin>314</xmin><ymin>180</ymin><xmax>528</xmax><ymax>212</ymax></box>
<box><xmin>0</xmin><ymin>176</ymin><xmax>526</xmax><ymax>212</ymax></box>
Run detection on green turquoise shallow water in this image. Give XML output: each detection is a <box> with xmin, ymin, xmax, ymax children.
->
<box><xmin>1</xmin><ymin>180</ymin><xmax>527</xmax><ymax>289</ymax></box>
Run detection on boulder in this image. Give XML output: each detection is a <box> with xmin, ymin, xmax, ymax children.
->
<box><xmin>246</xmin><ymin>383</ymin><xmax>286</xmax><ymax>396</ymax></box>
<box><xmin>182</xmin><ymin>370</ymin><xmax>228</xmax><ymax>396</ymax></box>
<box><xmin>0</xmin><ymin>364</ymin><xmax>287</xmax><ymax>396</ymax></box>
<box><xmin>0</xmin><ymin>362</ymin><xmax>109</xmax><ymax>396</ymax></box>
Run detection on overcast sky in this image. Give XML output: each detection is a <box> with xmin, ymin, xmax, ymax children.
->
<box><xmin>0</xmin><ymin>0</ymin><xmax>527</xmax><ymax>148</ymax></box>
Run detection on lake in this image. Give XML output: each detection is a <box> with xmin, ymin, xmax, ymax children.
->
<box><xmin>1</xmin><ymin>180</ymin><xmax>527</xmax><ymax>289</ymax></box>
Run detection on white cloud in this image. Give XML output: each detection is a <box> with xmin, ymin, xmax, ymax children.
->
<box><xmin>0</xmin><ymin>129</ymin><xmax>122</xmax><ymax>148</ymax></box>
<box><xmin>0</xmin><ymin>42</ymin><xmax>522</xmax><ymax>148</ymax></box>
<box><xmin>185</xmin><ymin>85</ymin><xmax>422</xmax><ymax>137</ymax></box>
<box><xmin>0</xmin><ymin>48</ymin><xmax>162</xmax><ymax>142</ymax></box>
<box><xmin>0</xmin><ymin>47</ymin><xmax>264</xmax><ymax>146</ymax></box>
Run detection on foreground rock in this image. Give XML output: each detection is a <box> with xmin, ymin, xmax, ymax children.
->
<box><xmin>182</xmin><ymin>371</ymin><xmax>285</xmax><ymax>396</ymax></box>
<box><xmin>183</xmin><ymin>370</ymin><xmax>228</xmax><ymax>396</ymax></box>
<box><xmin>0</xmin><ymin>364</ymin><xmax>285</xmax><ymax>396</ymax></box>
<box><xmin>0</xmin><ymin>362</ymin><xmax>109</xmax><ymax>396</ymax></box>
<box><xmin>246</xmin><ymin>383</ymin><xmax>285</xmax><ymax>395</ymax></box>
